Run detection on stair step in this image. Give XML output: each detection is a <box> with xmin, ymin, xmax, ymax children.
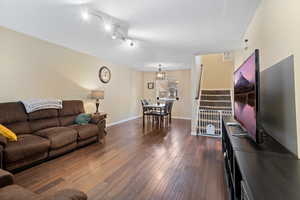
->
<box><xmin>201</xmin><ymin>90</ymin><xmax>231</xmax><ymax>95</ymax></box>
<box><xmin>199</xmin><ymin>121</ymin><xmax>220</xmax><ymax>127</ymax></box>
<box><xmin>198</xmin><ymin>114</ymin><xmax>221</xmax><ymax>120</ymax></box>
<box><xmin>198</xmin><ymin>110</ymin><xmax>232</xmax><ymax>116</ymax></box>
<box><xmin>199</xmin><ymin>118</ymin><xmax>220</xmax><ymax>123</ymax></box>
<box><xmin>201</xmin><ymin>95</ymin><xmax>231</xmax><ymax>101</ymax></box>
<box><xmin>200</xmin><ymin>101</ymin><xmax>232</xmax><ymax>107</ymax></box>
<box><xmin>199</xmin><ymin>106</ymin><xmax>232</xmax><ymax>111</ymax></box>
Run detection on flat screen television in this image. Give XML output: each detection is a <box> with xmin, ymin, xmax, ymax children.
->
<box><xmin>234</xmin><ymin>49</ymin><xmax>263</xmax><ymax>143</ymax></box>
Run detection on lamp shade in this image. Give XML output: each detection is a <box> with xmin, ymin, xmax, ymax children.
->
<box><xmin>91</xmin><ymin>90</ymin><xmax>104</xmax><ymax>99</ymax></box>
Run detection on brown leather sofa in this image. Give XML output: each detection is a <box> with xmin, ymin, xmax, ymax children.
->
<box><xmin>0</xmin><ymin>169</ymin><xmax>87</xmax><ymax>200</ymax></box>
<box><xmin>0</xmin><ymin>100</ymin><xmax>106</xmax><ymax>171</ymax></box>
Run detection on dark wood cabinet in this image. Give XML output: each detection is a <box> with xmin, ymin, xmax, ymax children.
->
<box><xmin>222</xmin><ymin>116</ymin><xmax>300</xmax><ymax>200</ymax></box>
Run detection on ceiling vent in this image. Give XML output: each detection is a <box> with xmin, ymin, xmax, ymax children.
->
<box><xmin>223</xmin><ymin>52</ymin><xmax>233</xmax><ymax>62</ymax></box>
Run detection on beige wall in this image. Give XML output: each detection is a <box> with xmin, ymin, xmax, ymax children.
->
<box><xmin>233</xmin><ymin>0</ymin><xmax>300</xmax><ymax>157</ymax></box>
<box><xmin>201</xmin><ymin>54</ymin><xmax>234</xmax><ymax>90</ymax></box>
<box><xmin>143</xmin><ymin>70</ymin><xmax>192</xmax><ymax>119</ymax></box>
<box><xmin>0</xmin><ymin>26</ymin><xmax>143</xmax><ymax>125</ymax></box>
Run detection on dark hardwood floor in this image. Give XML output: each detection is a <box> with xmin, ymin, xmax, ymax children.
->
<box><xmin>14</xmin><ymin>119</ymin><xmax>228</xmax><ymax>200</ymax></box>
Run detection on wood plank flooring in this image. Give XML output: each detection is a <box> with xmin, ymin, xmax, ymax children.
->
<box><xmin>14</xmin><ymin>119</ymin><xmax>228</xmax><ymax>200</ymax></box>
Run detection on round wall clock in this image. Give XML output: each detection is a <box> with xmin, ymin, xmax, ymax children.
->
<box><xmin>99</xmin><ymin>66</ymin><xmax>111</xmax><ymax>84</ymax></box>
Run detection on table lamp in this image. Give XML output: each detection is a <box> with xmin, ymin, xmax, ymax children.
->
<box><xmin>91</xmin><ymin>90</ymin><xmax>104</xmax><ymax>114</ymax></box>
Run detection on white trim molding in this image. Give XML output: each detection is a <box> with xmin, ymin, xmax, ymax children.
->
<box><xmin>191</xmin><ymin>131</ymin><xmax>198</xmax><ymax>136</ymax></box>
<box><xmin>200</xmin><ymin>88</ymin><xmax>232</xmax><ymax>90</ymax></box>
<box><xmin>107</xmin><ymin>115</ymin><xmax>141</xmax><ymax>127</ymax></box>
<box><xmin>172</xmin><ymin>116</ymin><xmax>192</xmax><ymax>120</ymax></box>
<box><xmin>107</xmin><ymin>115</ymin><xmax>191</xmax><ymax>127</ymax></box>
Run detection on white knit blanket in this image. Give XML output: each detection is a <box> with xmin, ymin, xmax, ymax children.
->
<box><xmin>21</xmin><ymin>99</ymin><xmax>63</xmax><ymax>113</ymax></box>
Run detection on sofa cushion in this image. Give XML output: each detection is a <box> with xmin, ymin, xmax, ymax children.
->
<box><xmin>0</xmin><ymin>102</ymin><xmax>27</xmax><ymax>124</ymax></box>
<box><xmin>35</xmin><ymin>127</ymin><xmax>77</xmax><ymax>149</ymax></box>
<box><xmin>43</xmin><ymin>189</ymin><xmax>88</xmax><ymax>200</ymax></box>
<box><xmin>4</xmin><ymin>122</ymin><xmax>32</xmax><ymax>135</ymax></box>
<box><xmin>0</xmin><ymin>102</ymin><xmax>31</xmax><ymax>135</ymax></box>
<box><xmin>28</xmin><ymin>109</ymin><xmax>58</xmax><ymax>120</ymax></box>
<box><xmin>59</xmin><ymin>101</ymin><xmax>84</xmax><ymax>117</ymax></box>
<box><xmin>4</xmin><ymin>134</ymin><xmax>50</xmax><ymax>163</ymax></box>
<box><xmin>59</xmin><ymin>101</ymin><xmax>85</xmax><ymax>127</ymax></box>
<box><xmin>30</xmin><ymin>118</ymin><xmax>60</xmax><ymax>132</ymax></box>
<box><xmin>59</xmin><ymin>115</ymin><xmax>77</xmax><ymax>127</ymax></box>
<box><xmin>0</xmin><ymin>185</ymin><xmax>40</xmax><ymax>200</ymax></box>
<box><xmin>69</xmin><ymin>124</ymin><xmax>98</xmax><ymax>140</ymax></box>
<box><xmin>28</xmin><ymin>109</ymin><xmax>60</xmax><ymax>132</ymax></box>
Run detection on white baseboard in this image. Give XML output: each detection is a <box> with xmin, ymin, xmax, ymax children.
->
<box><xmin>107</xmin><ymin>115</ymin><xmax>141</xmax><ymax>127</ymax></box>
<box><xmin>191</xmin><ymin>131</ymin><xmax>198</xmax><ymax>136</ymax></box>
<box><xmin>107</xmin><ymin>115</ymin><xmax>190</xmax><ymax>127</ymax></box>
<box><xmin>172</xmin><ymin>116</ymin><xmax>192</xmax><ymax>120</ymax></box>
<box><xmin>200</xmin><ymin>88</ymin><xmax>232</xmax><ymax>90</ymax></box>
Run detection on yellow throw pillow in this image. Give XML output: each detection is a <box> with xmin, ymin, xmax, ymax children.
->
<box><xmin>0</xmin><ymin>124</ymin><xmax>17</xmax><ymax>141</ymax></box>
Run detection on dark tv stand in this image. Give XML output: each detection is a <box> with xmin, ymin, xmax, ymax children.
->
<box><xmin>222</xmin><ymin>116</ymin><xmax>300</xmax><ymax>200</ymax></box>
<box><xmin>231</xmin><ymin>132</ymin><xmax>248</xmax><ymax>137</ymax></box>
<box><xmin>226</xmin><ymin>123</ymin><xmax>249</xmax><ymax>137</ymax></box>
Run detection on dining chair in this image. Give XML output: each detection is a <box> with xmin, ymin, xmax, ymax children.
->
<box><xmin>141</xmin><ymin>99</ymin><xmax>155</xmax><ymax>127</ymax></box>
<box><xmin>168</xmin><ymin>101</ymin><xmax>174</xmax><ymax>123</ymax></box>
<box><xmin>152</xmin><ymin>101</ymin><xmax>173</xmax><ymax>126</ymax></box>
<box><xmin>143</xmin><ymin>99</ymin><xmax>150</xmax><ymax>105</ymax></box>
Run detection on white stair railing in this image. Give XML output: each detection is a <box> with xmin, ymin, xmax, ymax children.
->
<box><xmin>196</xmin><ymin>88</ymin><xmax>233</xmax><ymax>137</ymax></box>
<box><xmin>191</xmin><ymin>61</ymin><xmax>203</xmax><ymax>136</ymax></box>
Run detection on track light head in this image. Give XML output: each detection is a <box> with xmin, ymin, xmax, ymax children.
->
<box><xmin>127</xmin><ymin>39</ymin><xmax>134</xmax><ymax>47</ymax></box>
<box><xmin>104</xmin><ymin>23</ymin><xmax>112</xmax><ymax>32</ymax></box>
<box><xmin>81</xmin><ymin>9</ymin><xmax>90</xmax><ymax>21</ymax></box>
<box><xmin>112</xmin><ymin>34</ymin><xmax>117</xmax><ymax>40</ymax></box>
<box><xmin>81</xmin><ymin>7</ymin><xmax>137</xmax><ymax>47</ymax></box>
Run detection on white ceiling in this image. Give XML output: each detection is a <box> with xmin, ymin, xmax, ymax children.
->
<box><xmin>0</xmin><ymin>0</ymin><xmax>260</xmax><ymax>71</ymax></box>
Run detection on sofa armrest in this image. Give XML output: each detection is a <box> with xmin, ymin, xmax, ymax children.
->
<box><xmin>90</xmin><ymin>114</ymin><xmax>106</xmax><ymax>124</ymax></box>
<box><xmin>96</xmin><ymin>119</ymin><xmax>106</xmax><ymax>138</ymax></box>
<box><xmin>0</xmin><ymin>169</ymin><xmax>14</xmax><ymax>188</ymax></box>
<box><xmin>0</xmin><ymin>145</ymin><xmax>3</xmax><ymax>169</ymax></box>
<box><xmin>43</xmin><ymin>189</ymin><xmax>87</xmax><ymax>200</ymax></box>
<box><xmin>0</xmin><ymin>135</ymin><xmax>7</xmax><ymax>147</ymax></box>
<box><xmin>90</xmin><ymin>114</ymin><xmax>107</xmax><ymax>142</ymax></box>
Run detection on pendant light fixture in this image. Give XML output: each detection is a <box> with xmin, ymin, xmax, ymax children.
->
<box><xmin>156</xmin><ymin>64</ymin><xmax>166</xmax><ymax>80</ymax></box>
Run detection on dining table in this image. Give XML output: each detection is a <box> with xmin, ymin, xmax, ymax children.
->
<box><xmin>142</xmin><ymin>103</ymin><xmax>166</xmax><ymax>127</ymax></box>
<box><xmin>143</xmin><ymin>103</ymin><xmax>165</xmax><ymax>113</ymax></box>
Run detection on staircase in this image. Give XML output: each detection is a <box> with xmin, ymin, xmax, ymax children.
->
<box><xmin>197</xmin><ymin>90</ymin><xmax>232</xmax><ymax>137</ymax></box>
<box><xmin>200</xmin><ymin>90</ymin><xmax>232</xmax><ymax>110</ymax></box>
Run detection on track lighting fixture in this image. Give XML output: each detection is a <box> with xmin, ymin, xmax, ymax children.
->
<box><xmin>104</xmin><ymin>24</ymin><xmax>112</xmax><ymax>32</ymax></box>
<box><xmin>127</xmin><ymin>39</ymin><xmax>134</xmax><ymax>47</ymax></box>
<box><xmin>81</xmin><ymin>7</ymin><xmax>136</xmax><ymax>47</ymax></box>
<box><xmin>81</xmin><ymin>9</ymin><xmax>90</xmax><ymax>21</ymax></box>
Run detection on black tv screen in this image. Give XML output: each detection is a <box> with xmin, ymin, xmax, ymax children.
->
<box><xmin>234</xmin><ymin>49</ymin><xmax>262</xmax><ymax>143</ymax></box>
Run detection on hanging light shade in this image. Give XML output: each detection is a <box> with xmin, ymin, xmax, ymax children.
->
<box><xmin>156</xmin><ymin>64</ymin><xmax>166</xmax><ymax>80</ymax></box>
